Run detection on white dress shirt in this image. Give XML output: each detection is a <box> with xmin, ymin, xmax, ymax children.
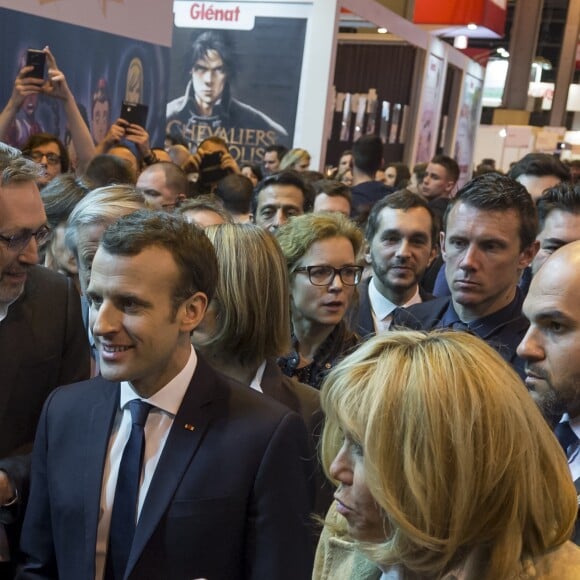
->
<box><xmin>94</xmin><ymin>347</ymin><xmax>197</xmax><ymax>580</ymax></box>
<box><xmin>249</xmin><ymin>360</ymin><xmax>267</xmax><ymax>393</ymax></box>
<box><xmin>562</xmin><ymin>413</ymin><xmax>580</xmax><ymax>483</ymax></box>
<box><xmin>368</xmin><ymin>278</ymin><xmax>422</xmax><ymax>333</ymax></box>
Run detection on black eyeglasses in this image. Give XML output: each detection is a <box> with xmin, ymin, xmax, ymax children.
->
<box><xmin>28</xmin><ymin>151</ymin><xmax>61</xmax><ymax>165</ymax></box>
<box><xmin>294</xmin><ymin>265</ymin><xmax>363</xmax><ymax>286</ymax></box>
<box><xmin>0</xmin><ymin>225</ymin><xmax>51</xmax><ymax>253</ymax></box>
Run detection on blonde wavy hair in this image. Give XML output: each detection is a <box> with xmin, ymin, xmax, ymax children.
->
<box><xmin>199</xmin><ymin>223</ymin><xmax>291</xmax><ymax>366</ymax></box>
<box><xmin>279</xmin><ymin>148</ymin><xmax>311</xmax><ymax>171</ymax></box>
<box><xmin>320</xmin><ymin>330</ymin><xmax>577</xmax><ymax>579</ymax></box>
<box><xmin>276</xmin><ymin>212</ymin><xmax>363</xmax><ymax>272</ymax></box>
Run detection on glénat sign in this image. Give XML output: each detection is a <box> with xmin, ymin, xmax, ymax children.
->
<box><xmin>173</xmin><ymin>1</ymin><xmax>256</xmax><ymax>30</ymax></box>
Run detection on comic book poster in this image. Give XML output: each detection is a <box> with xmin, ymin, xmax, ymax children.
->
<box><xmin>0</xmin><ymin>8</ymin><xmax>169</xmax><ymax>153</ymax></box>
<box><xmin>168</xmin><ymin>1</ymin><xmax>307</xmax><ymax>163</ymax></box>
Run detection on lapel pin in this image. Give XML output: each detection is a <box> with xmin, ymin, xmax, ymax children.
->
<box><xmin>184</xmin><ymin>424</ymin><xmax>195</xmax><ymax>431</ymax></box>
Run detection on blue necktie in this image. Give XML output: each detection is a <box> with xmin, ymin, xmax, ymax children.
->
<box><xmin>105</xmin><ymin>400</ymin><xmax>152</xmax><ymax>580</ymax></box>
<box><xmin>554</xmin><ymin>420</ymin><xmax>578</xmax><ymax>458</ymax></box>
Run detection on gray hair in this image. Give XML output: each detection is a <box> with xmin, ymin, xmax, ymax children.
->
<box><xmin>0</xmin><ymin>142</ymin><xmax>42</xmax><ymax>186</ymax></box>
<box><xmin>65</xmin><ymin>184</ymin><xmax>147</xmax><ymax>257</ymax></box>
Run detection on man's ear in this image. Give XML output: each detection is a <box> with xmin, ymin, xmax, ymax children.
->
<box><xmin>362</xmin><ymin>240</ymin><xmax>372</xmax><ymax>265</ymax></box>
<box><xmin>440</xmin><ymin>231</ymin><xmax>447</xmax><ymax>262</ymax></box>
<box><xmin>444</xmin><ymin>180</ymin><xmax>457</xmax><ymax>196</ymax></box>
<box><xmin>427</xmin><ymin>244</ymin><xmax>438</xmax><ymax>267</ymax></box>
<box><xmin>179</xmin><ymin>291</ymin><xmax>208</xmax><ymax>332</ymax></box>
<box><xmin>519</xmin><ymin>240</ymin><xmax>540</xmax><ymax>271</ymax></box>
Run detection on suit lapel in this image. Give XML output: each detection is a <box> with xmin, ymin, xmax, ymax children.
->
<box><xmin>126</xmin><ymin>356</ymin><xmax>222</xmax><ymax>575</ymax></box>
<box><xmin>260</xmin><ymin>359</ymin><xmax>295</xmax><ymax>407</ymax></box>
<box><xmin>83</xmin><ymin>378</ymin><xmax>119</xmax><ymax>573</ymax></box>
<box><xmin>357</xmin><ymin>278</ymin><xmax>375</xmax><ymax>337</ymax></box>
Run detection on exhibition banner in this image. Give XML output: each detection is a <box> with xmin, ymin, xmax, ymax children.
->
<box><xmin>167</xmin><ymin>0</ymin><xmax>308</xmax><ymax>162</ymax></box>
<box><xmin>0</xmin><ymin>8</ymin><xmax>170</xmax><ymax>150</ymax></box>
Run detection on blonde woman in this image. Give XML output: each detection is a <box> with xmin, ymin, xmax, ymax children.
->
<box><xmin>280</xmin><ymin>147</ymin><xmax>311</xmax><ymax>172</ymax></box>
<box><xmin>316</xmin><ymin>330</ymin><xmax>580</xmax><ymax>579</ymax></box>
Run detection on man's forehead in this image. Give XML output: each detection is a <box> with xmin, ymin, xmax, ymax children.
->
<box><xmin>0</xmin><ymin>181</ymin><xmax>46</xmax><ymax>228</ymax></box>
<box><xmin>260</xmin><ymin>184</ymin><xmax>303</xmax><ymax>204</ymax></box>
<box><xmin>427</xmin><ymin>163</ymin><xmax>449</xmax><ymax>178</ymax></box>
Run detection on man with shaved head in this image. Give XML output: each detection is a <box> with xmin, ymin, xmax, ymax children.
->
<box><xmin>518</xmin><ymin>241</ymin><xmax>580</xmax><ymax>544</ymax></box>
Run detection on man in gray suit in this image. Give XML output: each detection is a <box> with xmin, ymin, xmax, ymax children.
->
<box><xmin>0</xmin><ymin>143</ymin><xmax>89</xmax><ymax>568</ymax></box>
<box><xmin>517</xmin><ymin>241</ymin><xmax>580</xmax><ymax>543</ymax></box>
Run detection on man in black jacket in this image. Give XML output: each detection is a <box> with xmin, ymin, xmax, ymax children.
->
<box><xmin>394</xmin><ymin>173</ymin><xmax>538</xmax><ymax>380</ymax></box>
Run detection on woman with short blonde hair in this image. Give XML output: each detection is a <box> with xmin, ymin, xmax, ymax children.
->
<box><xmin>276</xmin><ymin>212</ymin><xmax>363</xmax><ymax>389</ymax></box>
<box><xmin>317</xmin><ymin>330</ymin><xmax>580</xmax><ymax>579</ymax></box>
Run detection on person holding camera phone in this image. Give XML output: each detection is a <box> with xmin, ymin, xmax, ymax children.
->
<box><xmin>95</xmin><ymin>116</ymin><xmax>158</xmax><ymax>179</ymax></box>
<box><xmin>0</xmin><ymin>46</ymin><xmax>95</xmax><ymax>174</ymax></box>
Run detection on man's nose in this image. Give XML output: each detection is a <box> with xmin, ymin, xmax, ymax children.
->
<box><xmin>18</xmin><ymin>237</ymin><xmax>40</xmax><ymax>265</ymax></box>
<box><xmin>517</xmin><ymin>326</ymin><xmax>543</xmax><ymax>361</ymax></box>
<box><xmin>91</xmin><ymin>301</ymin><xmax>120</xmax><ymax>337</ymax></box>
<box><xmin>459</xmin><ymin>244</ymin><xmax>478</xmax><ymax>270</ymax></box>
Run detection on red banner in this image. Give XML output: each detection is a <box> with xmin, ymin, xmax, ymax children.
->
<box><xmin>413</xmin><ymin>0</ymin><xmax>506</xmax><ymax>37</ymax></box>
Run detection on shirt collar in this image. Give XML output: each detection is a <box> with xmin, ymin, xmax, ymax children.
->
<box><xmin>120</xmin><ymin>346</ymin><xmax>197</xmax><ymax>417</ymax></box>
<box><xmin>369</xmin><ymin>278</ymin><xmax>422</xmax><ymax>321</ymax></box>
<box><xmin>441</xmin><ymin>288</ymin><xmax>524</xmax><ymax>339</ymax></box>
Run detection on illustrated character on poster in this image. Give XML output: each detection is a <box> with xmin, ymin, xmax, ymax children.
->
<box><xmin>125</xmin><ymin>57</ymin><xmax>143</xmax><ymax>104</ymax></box>
<box><xmin>91</xmin><ymin>78</ymin><xmax>110</xmax><ymax>145</ymax></box>
<box><xmin>166</xmin><ymin>31</ymin><xmax>288</xmax><ymax>151</ymax></box>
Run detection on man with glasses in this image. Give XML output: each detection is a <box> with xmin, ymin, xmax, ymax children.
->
<box><xmin>21</xmin><ymin>133</ymin><xmax>68</xmax><ymax>189</ymax></box>
<box><xmin>0</xmin><ymin>143</ymin><xmax>89</xmax><ymax>571</ymax></box>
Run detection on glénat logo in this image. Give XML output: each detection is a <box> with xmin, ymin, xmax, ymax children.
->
<box><xmin>190</xmin><ymin>2</ymin><xmax>241</xmax><ymax>23</ymax></box>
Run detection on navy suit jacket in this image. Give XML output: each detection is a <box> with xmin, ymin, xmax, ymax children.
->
<box><xmin>18</xmin><ymin>356</ymin><xmax>315</xmax><ymax>580</ymax></box>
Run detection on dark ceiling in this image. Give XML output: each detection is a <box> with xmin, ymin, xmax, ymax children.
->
<box><xmin>468</xmin><ymin>0</ymin><xmax>575</xmax><ymax>84</ymax></box>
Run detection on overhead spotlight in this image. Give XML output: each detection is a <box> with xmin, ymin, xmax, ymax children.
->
<box><xmin>467</xmin><ymin>23</ymin><xmax>478</xmax><ymax>30</ymax></box>
<box><xmin>454</xmin><ymin>35</ymin><xmax>468</xmax><ymax>49</ymax></box>
<box><xmin>377</xmin><ymin>27</ymin><xmax>388</xmax><ymax>34</ymax></box>
<box><xmin>499</xmin><ymin>128</ymin><xmax>507</xmax><ymax>138</ymax></box>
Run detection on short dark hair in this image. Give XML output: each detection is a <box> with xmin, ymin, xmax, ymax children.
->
<box><xmin>84</xmin><ymin>154</ymin><xmax>136</xmax><ymax>188</ymax></box>
<box><xmin>264</xmin><ymin>144</ymin><xmax>288</xmax><ymax>161</ymax></box>
<box><xmin>215</xmin><ymin>174</ymin><xmax>253</xmax><ymax>215</ymax></box>
<box><xmin>366</xmin><ymin>189</ymin><xmax>438</xmax><ymax>247</ymax></box>
<box><xmin>100</xmin><ymin>210</ymin><xmax>218</xmax><ymax>308</ymax></box>
<box><xmin>149</xmin><ymin>161</ymin><xmax>188</xmax><ymax>197</ymax></box>
<box><xmin>352</xmin><ymin>135</ymin><xmax>383</xmax><ymax>176</ymax></box>
<box><xmin>430</xmin><ymin>155</ymin><xmax>459</xmax><ymax>183</ymax></box>
<box><xmin>22</xmin><ymin>133</ymin><xmax>70</xmax><ymax>173</ymax></box>
<box><xmin>386</xmin><ymin>162</ymin><xmax>411</xmax><ymax>189</ymax></box>
<box><xmin>190</xmin><ymin>31</ymin><xmax>235</xmax><ymax>81</ymax></box>
<box><xmin>239</xmin><ymin>163</ymin><xmax>263</xmax><ymax>183</ymax></box>
<box><xmin>508</xmin><ymin>153</ymin><xmax>570</xmax><ymax>182</ymax></box>
<box><xmin>536</xmin><ymin>182</ymin><xmax>580</xmax><ymax>232</ymax></box>
<box><xmin>313</xmin><ymin>179</ymin><xmax>352</xmax><ymax>203</ymax></box>
<box><xmin>445</xmin><ymin>173</ymin><xmax>537</xmax><ymax>250</ymax></box>
<box><xmin>252</xmin><ymin>170</ymin><xmax>311</xmax><ymax>215</ymax></box>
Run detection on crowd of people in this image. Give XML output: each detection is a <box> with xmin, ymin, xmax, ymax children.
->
<box><xmin>1</xmin><ymin>46</ymin><xmax>580</xmax><ymax>579</ymax></box>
